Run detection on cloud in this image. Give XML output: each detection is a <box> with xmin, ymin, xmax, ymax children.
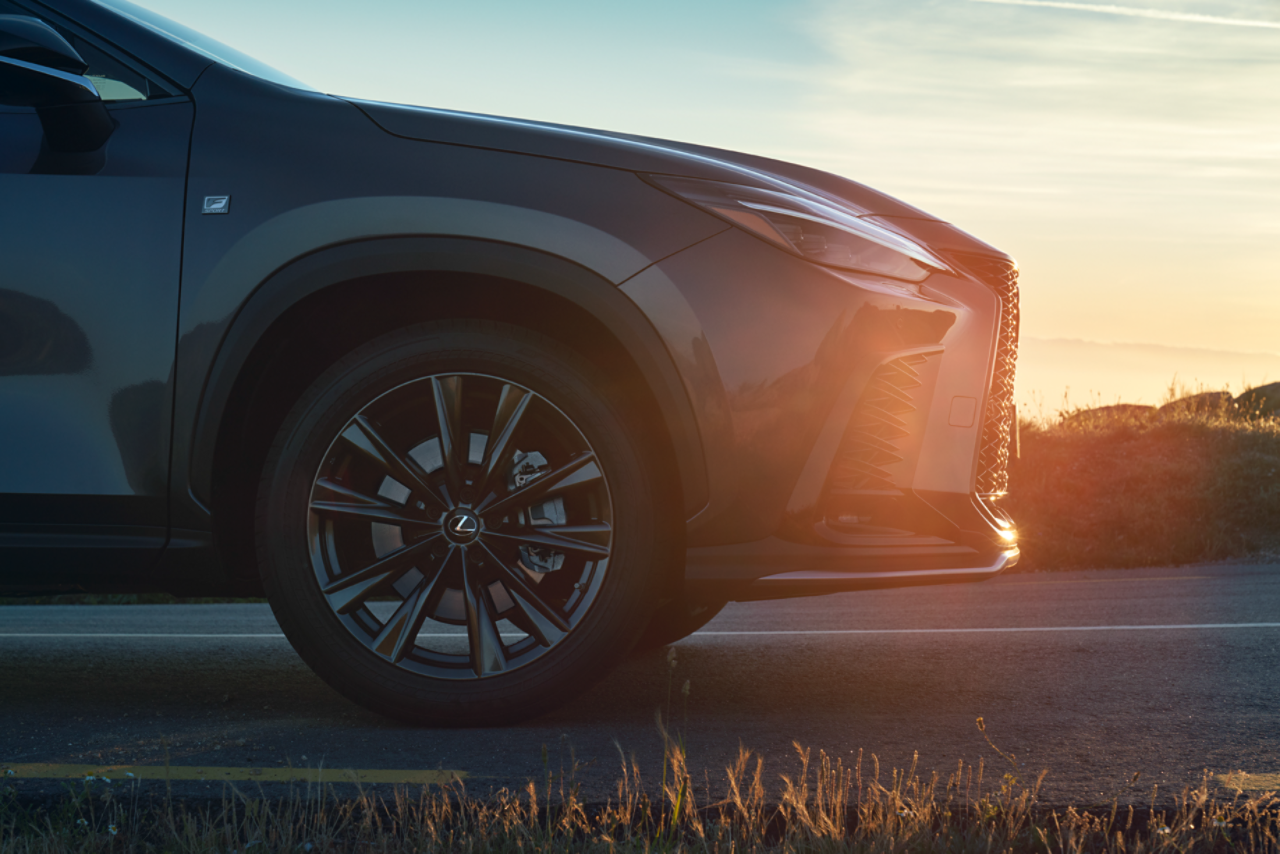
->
<box><xmin>966</xmin><ymin>0</ymin><xmax>1280</xmax><ymax>30</ymax></box>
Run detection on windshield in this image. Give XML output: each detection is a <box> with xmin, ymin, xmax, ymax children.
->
<box><xmin>88</xmin><ymin>0</ymin><xmax>315</xmax><ymax>90</ymax></box>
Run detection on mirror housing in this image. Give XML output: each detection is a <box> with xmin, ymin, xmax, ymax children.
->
<box><xmin>0</xmin><ymin>16</ymin><xmax>114</xmax><ymax>152</ymax></box>
<box><xmin>0</xmin><ymin>54</ymin><xmax>101</xmax><ymax>107</ymax></box>
<box><xmin>0</xmin><ymin>14</ymin><xmax>88</xmax><ymax>73</ymax></box>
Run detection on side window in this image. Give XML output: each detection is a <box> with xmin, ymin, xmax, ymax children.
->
<box><xmin>0</xmin><ymin>0</ymin><xmax>175</xmax><ymax>101</ymax></box>
<box><xmin>70</xmin><ymin>34</ymin><xmax>167</xmax><ymax>101</ymax></box>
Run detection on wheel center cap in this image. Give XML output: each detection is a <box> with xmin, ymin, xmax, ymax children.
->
<box><xmin>443</xmin><ymin>509</ymin><xmax>482</xmax><ymax>544</ymax></box>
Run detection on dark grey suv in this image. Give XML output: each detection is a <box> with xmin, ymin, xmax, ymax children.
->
<box><xmin>0</xmin><ymin>0</ymin><xmax>1020</xmax><ymax>724</ymax></box>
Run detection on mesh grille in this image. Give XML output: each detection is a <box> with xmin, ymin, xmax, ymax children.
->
<box><xmin>828</xmin><ymin>353</ymin><xmax>933</xmax><ymax>494</ymax></box>
<box><xmin>951</xmin><ymin>253</ymin><xmax>1019</xmax><ymax>493</ymax></box>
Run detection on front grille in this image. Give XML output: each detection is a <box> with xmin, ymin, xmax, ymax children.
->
<box><xmin>951</xmin><ymin>253</ymin><xmax>1020</xmax><ymax>494</ymax></box>
<box><xmin>828</xmin><ymin>352</ymin><xmax>935</xmax><ymax>495</ymax></box>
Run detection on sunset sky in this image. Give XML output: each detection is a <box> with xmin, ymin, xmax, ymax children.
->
<box><xmin>136</xmin><ymin>0</ymin><xmax>1280</xmax><ymax>413</ymax></box>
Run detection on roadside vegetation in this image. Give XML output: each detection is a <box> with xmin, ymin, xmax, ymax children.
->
<box><xmin>3</xmin><ymin>718</ymin><xmax>1278</xmax><ymax>854</ymax></box>
<box><xmin>1006</xmin><ymin>382</ymin><xmax>1280</xmax><ymax>570</ymax></box>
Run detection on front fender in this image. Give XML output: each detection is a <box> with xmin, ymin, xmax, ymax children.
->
<box><xmin>174</xmin><ymin>236</ymin><xmax>713</xmax><ymax>530</ymax></box>
<box><xmin>186</xmin><ymin>195</ymin><xmax>662</xmax><ymax>325</ymax></box>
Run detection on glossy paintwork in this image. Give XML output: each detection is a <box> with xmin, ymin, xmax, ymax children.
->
<box><xmin>0</xmin><ymin>92</ymin><xmax>191</xmax><ymax>581</ymax></box>
<box><xmin>0</xmin><ymin>0</ymin><xmax>1018</xmax><ymax>595</ymax></box>
<box><xmin>908</xmin><ymin>275</ymin><xmax>1002</xmax><ymax>495</ymax></box>
<box><xmin>0</xmin><ymin>99</ymin><xmax>191</xmax><ymax>520</ymax></box>
<box><xmin>167</xmin><ymin>64</ymin><xmax>725</xmax><ymax>532</ymax></box>
<box><xmin>356</xmin><ymin>101</ymin><xmax>932</xmax><ymax>219</ymax></box>
<box><xmin>622</xmin><ymin>229</ymin><xmax>987</xmax><ymax>546</ymax></box>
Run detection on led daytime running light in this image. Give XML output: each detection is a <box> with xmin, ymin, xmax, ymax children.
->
<box><xmin>647</xmin><ymin>174</ymin><xmax>951</xmax><ymax>282</ymax></box>
<box><xmin>739</xmin><ymin>201</ymin><xmax>946</xmax><ymax>270</ymax></box>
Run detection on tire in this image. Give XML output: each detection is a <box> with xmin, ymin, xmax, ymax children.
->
<box><xmin>632</xmin><ymin>595</ymin><xmax>726</xmax><ymax>653</ymax></box>
<box><xmin>255</xmin><ymin>320</ymin><xmax>667</xmax><ymax>726</ymax></box>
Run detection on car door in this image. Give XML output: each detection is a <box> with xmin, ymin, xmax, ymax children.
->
<box><xmin>0</xmin><ymin>0</ymin><xmax>192</xmax><ymax>584</ymax></box>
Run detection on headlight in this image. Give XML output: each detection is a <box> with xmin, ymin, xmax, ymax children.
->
<box><xmin>646</xmin><ymin>174</ymin><xmax>950</xmax><ymax>282</ymax></box>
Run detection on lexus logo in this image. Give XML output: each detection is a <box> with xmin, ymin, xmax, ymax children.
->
<box><xmin>450</xmin><ymin>515</ymin><xmax>478</xmax><ymax>536</ymax></box>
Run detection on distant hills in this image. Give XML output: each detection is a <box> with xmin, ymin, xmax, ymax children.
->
<box><xmin>1016</xmin><ymin>338</ymin><xmax>1280</xmax><ymax>419</ymax></box>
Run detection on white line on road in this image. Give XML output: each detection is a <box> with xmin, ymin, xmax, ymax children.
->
<box><xmin>0</xmin><ymin>633</ymin><xmax>288</xmax><ymax>638</ymax></box>
<box><xmin>1</xmin><ymin>623</ymin><xmax>1279</xmax><ymax>638</ymax></box>
<box><xmin>698</xmin><ymin>623</ymin><xmax>1280</xmax><ymax>634</ymax></box>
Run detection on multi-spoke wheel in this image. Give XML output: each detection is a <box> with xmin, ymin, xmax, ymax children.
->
<box><xmin>256</xmin><ymin>321</ymin><xmax>666</xmax><ymax>725</ymax></box>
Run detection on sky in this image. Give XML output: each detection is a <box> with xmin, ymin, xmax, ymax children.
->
<box><xmin>134</xmin><ymin>0</ymin><xmax>1279</xmax><ymax>412</ymax></box>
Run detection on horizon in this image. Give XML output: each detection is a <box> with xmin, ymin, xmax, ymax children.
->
<box><xmin>1016</xmin><ymin>337</ymin><xmax>1280</xmax><ymax>416</ymax></box>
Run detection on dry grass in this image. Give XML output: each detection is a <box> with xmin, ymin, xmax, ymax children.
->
<box><xmin>3</xmin><ymin>721</ymin><xmax>1278</xmax><ymax>853</ymax></box>
<box><xmin>1006</xmin><ymin>385</ymin><xmax>1280</xmax><ymax>570</ymax></box>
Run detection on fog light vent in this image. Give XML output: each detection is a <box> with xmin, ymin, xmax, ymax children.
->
<box><xmin>828</xmin><ymin>352</ymin><xmax>935</xmax><ymax>495</ymax></box>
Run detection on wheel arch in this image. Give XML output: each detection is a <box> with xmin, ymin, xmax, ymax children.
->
<box><xmin>189</xmin><ymin>237</ymin><xmax>706</xmax><ymax>588</ymax></box>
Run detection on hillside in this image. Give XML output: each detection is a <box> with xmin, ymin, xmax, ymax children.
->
<box><xmin>1004</xmin><ymin>385</ymin><xmax>1280</xmax><ymax>570</ymax></box>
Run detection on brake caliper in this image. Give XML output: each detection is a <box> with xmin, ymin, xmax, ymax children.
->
<box><xmin>511</xmin><ymin>450</ymin><xmax>567</xmax><ymax>574</ymax></box>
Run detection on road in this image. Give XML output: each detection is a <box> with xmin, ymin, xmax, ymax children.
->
<box><xmin>2</xmin><ymin>562</ymin><xmax>1279</xmax><ymax>806</ymax></box>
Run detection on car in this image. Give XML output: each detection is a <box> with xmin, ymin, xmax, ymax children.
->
<box><xmin>0</xmin><ymin>0</ymin><xmax>1021</xmax><ymax>725</ymax></box>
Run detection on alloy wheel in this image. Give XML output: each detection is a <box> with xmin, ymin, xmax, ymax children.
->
<box><xmin>305</xmin><ymin>372</ymin><xmax>613</xmax><ymax>680</ymax></box>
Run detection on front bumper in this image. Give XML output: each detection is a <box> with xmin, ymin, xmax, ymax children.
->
<box><xmin>684</xmin><ymin>489</ymin><xmax>1019</xmax><ymax>600</ymax></box>
<box><xmin>688</xmin><ymin>543</ymin><xmax>1019</xmax><ymax>601</ymax></box>
<box><xmin>620</xmin><ymin>224</ymin><xmax>1020</xmax><ymax>599</ymax></box>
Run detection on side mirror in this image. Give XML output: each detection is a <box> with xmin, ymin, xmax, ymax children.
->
<box><xmin>0</xmin><ymin>15</ymin><xmax>114</xmax><ymax>152</ymax></box>
<box><xmin>0</xmin><ymin>14</ymin><xmax>89</xmax><ymax>72</ymax></box>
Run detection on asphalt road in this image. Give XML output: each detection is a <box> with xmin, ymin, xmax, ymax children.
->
<box><xmin>2</xmin><ymin>562</ymin><xmax>1279</xmax><ymax>806</ymax></box>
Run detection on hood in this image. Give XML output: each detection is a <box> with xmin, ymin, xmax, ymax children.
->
<box><xmin>349</xmin><ymin>99</ymin><xmax>936</xmax><ymax>220</ymax></box>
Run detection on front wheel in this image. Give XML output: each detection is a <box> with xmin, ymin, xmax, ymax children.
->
<box><xmin>255</xmin><ymin>321</ymin><xmax>667</xmax><ymax>725</ymax></box>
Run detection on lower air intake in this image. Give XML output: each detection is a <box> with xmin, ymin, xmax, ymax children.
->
<box><xmin>828</xmin><ymin>352</ymin><xmax>936</xmax><ymax>495</ymax></box>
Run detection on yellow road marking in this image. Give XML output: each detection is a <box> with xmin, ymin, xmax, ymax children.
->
<box><xmin>1</xmin><ymin>763</ymin><xmax>463</xmax><ymax>785</ymax></box>
<box><xmin>1216</xmin><ymin>771</ymin><xmax>1280</xmax><ymax>791</ymax></box>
